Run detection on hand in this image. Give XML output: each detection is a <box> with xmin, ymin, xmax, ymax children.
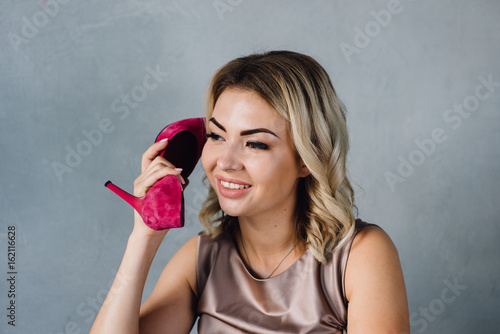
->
<box><xmin>132</xmin><ymin>139</ymin><xmax>186</xmax><ymax>239</ymax></box>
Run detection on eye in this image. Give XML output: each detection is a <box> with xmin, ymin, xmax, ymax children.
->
<box><xmin>246</xmin><ymin>141</ymin><xmax>269</xmax><ymax>150</ymax></box>
<box><xmin>205</xmin><ymin>132</ymin><xmax>224</xmax><ymax>141</ymax></box>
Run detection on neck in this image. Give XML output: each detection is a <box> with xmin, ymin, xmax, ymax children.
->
<box><xmin>236</xmin><ymin>213</ymin><xmax>305</xmax><ymax>277</ymax></box>
<box><xmin>238</xmin><ymin>211</ymin><xmax>296</xmax><ymax>248</ymax></box>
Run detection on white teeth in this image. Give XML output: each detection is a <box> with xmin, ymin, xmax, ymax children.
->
<box><xmin>220</xmin><ymin>180</ymin><xmax>250</xmax><ymax>190</ymax></box>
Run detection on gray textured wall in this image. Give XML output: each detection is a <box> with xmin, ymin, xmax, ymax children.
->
<box><xmin>1</xmin><ymin>1</ymin><xmax>499</xmax><ymax>333</ymax></box>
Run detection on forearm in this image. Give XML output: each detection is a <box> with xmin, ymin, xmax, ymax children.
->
<box><xmin>90</xmin><ymin>233</ymin><xmax>165</xmax><ymax>334</ymax></box>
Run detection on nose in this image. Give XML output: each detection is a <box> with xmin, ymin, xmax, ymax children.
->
<box><xmin>217</xmin><ymin>142</ymin><xmax>243</xmax><ymax>172</ymax></box>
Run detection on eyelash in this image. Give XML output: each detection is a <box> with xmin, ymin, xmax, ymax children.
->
<box><xmin>205</xmin><ymin>132</ymin><xmax>269</xmax><ymax>150</ymax></box>
<box><xmin>205</xmin><ymin>133</ymin><xmax>223</xmax><ymax>141</ymax></box>
<box><xmin>246</xmin><ymin>142</ymin><xmax>269</xmax><ymax>150</ymax></box>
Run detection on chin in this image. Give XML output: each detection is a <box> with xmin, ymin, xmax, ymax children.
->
<box><xmin>217</xmin><ymin>200</ymin><xmax>245</xmax><ymax>218</ymax></box>
<box><xmin>218</xmin><ymin>204</ymin><xmax>239</xmax><ymax>217</ymax></box>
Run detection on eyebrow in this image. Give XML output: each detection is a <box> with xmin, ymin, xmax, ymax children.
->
<box><xmin>209</xmin><ymin>117</ymin><xmax>280</xmax><ymax>138</ymax></box>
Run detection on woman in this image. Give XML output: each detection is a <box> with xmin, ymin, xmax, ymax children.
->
<box><xmin>91</xmin><ymin>51</ymin><xmax>410</xmax><ymax>333</ymax></box>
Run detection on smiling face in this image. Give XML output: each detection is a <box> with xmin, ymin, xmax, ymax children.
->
<box><xmin>201</xmin><ymin>88</ymin><xmax>309</xmax><ymax>222</ymax></box>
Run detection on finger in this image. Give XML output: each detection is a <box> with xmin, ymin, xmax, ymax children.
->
<box><xmin>137</xmin><ymin>159</ymin><xmax>180</xmax><ymax>186</ymax></box>
<box><xmin>144</xmin><ymin>155</ymin><xmax>175</xmax><ymax>174</ymax></box>
<box><xmin>136</xmin><ymin>163</ymin><xmax>179</xmax><ymax>187</ymax></box>
<box><xmin>135</xmin><ymin>167</ymin><xmax>172</xmax><ymax>197</ymax></box>
<box><xmin>134</xmin><ymin>166</ymin><xmax>184</xmax><ymax>197</ymax></box>
<box><xmin>182</xmin><ymin>178</ymin><xmax>190</xmax><ymax>190</ymax></box>
<box><xmin>144</xmin><ymin>157</ymin><xmax>184</xmax><ymax>185</ymax></box>
<box><xmin>141</xmin><ymin>139</ymin><xmax>169</xmax><ymax>172</ymax></box>
<box><xmin>137</xmin><ymin>169</ymin><xmax>184</xmax><ymax>197</ymax></box>
<box><xmin>176</xmin><ymin>170</ymin><xmax>186</xmax><ymax>185</ymax></box>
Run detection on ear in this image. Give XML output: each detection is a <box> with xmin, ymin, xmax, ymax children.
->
<box><xmin>298</xmin><ymin>160</ymin><xmax>311</xmax><ymax>178</ymax></box>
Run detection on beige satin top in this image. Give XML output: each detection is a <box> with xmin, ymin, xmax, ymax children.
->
<box><xmin>196</xmin><ymin>219</ymin><xmax>372</xmax><ymax>333</ymax></box>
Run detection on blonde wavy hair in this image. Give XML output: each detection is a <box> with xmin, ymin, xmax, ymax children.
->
<box><xmin>199</xmin><ymin>51</ymin><xmax>356</xmax><ymax>263</ymax></box>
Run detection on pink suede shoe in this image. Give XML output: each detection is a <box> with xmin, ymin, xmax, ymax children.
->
<box><xmin>105</xmin><ymin>117</ymin><xmax>206</xmax><ymax>230</ymax></box>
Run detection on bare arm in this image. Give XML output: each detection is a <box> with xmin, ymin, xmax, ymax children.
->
<box><xmin>345</xmin><ymin>226</ymin><xmax>410</xmax><ymax>334</ymax></box>
<box><xmin>139</xmin><ymin>235</ymin><xmax>198</xmax><ymax>333</ymax></box>
<box><xmin>90</xmin><ymin>140</ymin><xmax>197</xmax><ymax>334</ymax></box>
<box><xmin>90</xmin><ymin>230</ymin><xmax>167</xmax><ymax>334</ymax></box>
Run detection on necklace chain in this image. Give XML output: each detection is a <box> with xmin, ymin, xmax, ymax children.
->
<box><xmin>239</xmin><ymin>229</ymin><xmax>299</xmax><ymax>279</ymax></box>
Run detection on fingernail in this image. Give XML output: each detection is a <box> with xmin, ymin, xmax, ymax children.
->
<box><xmin>174</xmin><ymin>168</ymin><xmax>185</xmax><ymax>184</ymax></box>
<box><xmin>159</xmin><ymin>138</ymin><xmax>168</xmax><ymax>143</ymax></box>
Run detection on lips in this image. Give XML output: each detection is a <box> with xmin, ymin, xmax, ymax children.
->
<box><xmin>215</xmin><ymin>174</ymin><xmax>252</xmax><ymax>198</ymax></box>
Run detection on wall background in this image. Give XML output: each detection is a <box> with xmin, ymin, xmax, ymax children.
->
<box><xmin>1</xmin><ymin>1</ymin><xmax>499</xmax><ymax>333</ymax></box>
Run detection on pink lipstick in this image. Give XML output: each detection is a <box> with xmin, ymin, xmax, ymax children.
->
<box><xmin>215</xmin><ymin>174</ymin><xmax>252</xmax><ymax>198</ymax></box>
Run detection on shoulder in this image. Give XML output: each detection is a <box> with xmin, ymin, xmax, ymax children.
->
<box><xmin>350</xmin><ymin>224</ymin><xmax>397</xmax><ymax>262</ymax></box>
<box><xmin>345</xmin><ymin>225</ymin><xmax>400</xmax><ymax>299</ymax></box>
<box><xmin>174</xmin><ymin>234</ymin><xmax>199</xmax><ymax>262</ymax></box>
<box><xmin>344</xmin><ymin>224</ymin><xmax>410</xmax><ymax>332</ymax></box>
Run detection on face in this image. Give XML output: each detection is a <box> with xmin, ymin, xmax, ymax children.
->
<box><xmin>202</xmin><ymin>88</ymin><xmax>309</xmax><ymax>221</ymax></box>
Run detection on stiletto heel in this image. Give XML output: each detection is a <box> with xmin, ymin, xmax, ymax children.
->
<box><xmin>104</xmin><ymin>180</ymin><xmax>143</xmax><ymax>213</ymax></box>
<box><xmin>104</xmin><ymin>117</ymin><xmax>207</xmax><ymax>230</ymax></box>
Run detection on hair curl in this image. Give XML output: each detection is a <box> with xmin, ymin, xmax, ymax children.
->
<box><xmin>198</xmin><ymin>51</ymin><xmax>356</xmax><ymax>263</ymax></box>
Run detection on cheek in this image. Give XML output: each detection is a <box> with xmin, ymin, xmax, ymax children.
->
<box><xmin>246</xmin><ymin>154</ymin><xmax>288</xmax><ymax>185</ymax></box>
<box><xmin>265</xmin><ymin>155</ymin><xmax>300</xmax><ymax>184</ymax></box>
<box><xmin>201</xmin><ymin>144</ymin><xmax>217</xmax><ymax>174</ymax></box>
